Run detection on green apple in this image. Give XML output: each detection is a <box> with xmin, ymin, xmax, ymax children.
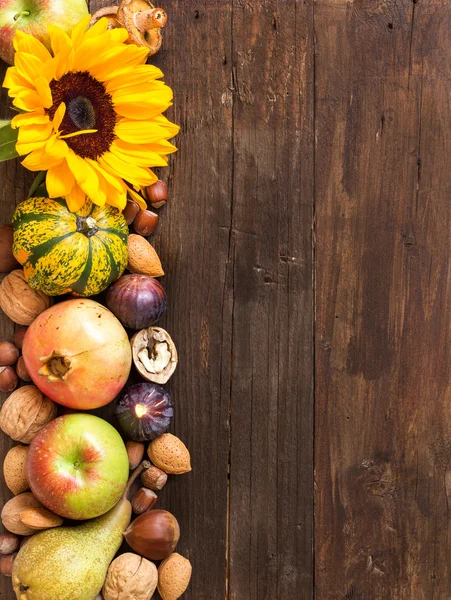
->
<box><xmin>27</xmin><ymin>413</ymin><xmax>130</xmax><ymax>520</ymax></box>
<box><xmin>0</xmin><ymin>0</ymin><xmax>89</xmax><ymax>64</ymax></box>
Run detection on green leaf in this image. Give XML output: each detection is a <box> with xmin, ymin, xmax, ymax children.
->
<box><xmin>0</xmin><ymin>120</ymin><xmax>19</xmax><ymax>162</ymax></box>
<box><xmin>28</xmin><ymin>171</ymin><xmax>47</xmax><ymax>198</ymax></box>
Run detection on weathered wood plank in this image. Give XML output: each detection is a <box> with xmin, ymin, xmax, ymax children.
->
<box><xmin>228</xmin><ymin>1</ymin><xmax>314</xmax><ymax>598</ymax></box>
<box><xmin>315</xmin><ymin>1</ymin><xmax>451</xmax><ymax>598</ymax></box>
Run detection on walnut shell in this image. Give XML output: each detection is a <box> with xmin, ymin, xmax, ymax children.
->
<box><xmin>103</xmin><ymin>553</ymin><xmax>158</xmax><ymax>600</ymax></box>
<box><xmin>131</xmin><ymin>327</ymin><xmax>178</xmax><ymax>385</ymax></box>
<box><xmin>127</xmin><ymin>234</ymin><xmax>164</xmax><ymax>277</ymax></box>
<box><xmin>1</xmin><ymin>493</ymin><xmax>44</xmax><ymax>535</ymax></box>
<box><xmin>147</xmin><ymin>433</ymin><xmax>191</xmax><ymax>475</ymax></box>
<box><xmin>3</xmin><ymin>445</ymin><xmax>29</xmax><ymax>495</ymax></box>
<box><xmin>0</xmin><ymin>386</ymin><xmax>57</xmax><ymax>443</ymax></box>
<box><xmin>0</xmin><ymin>270</ymin><xmax>52</xmax><ymax>325</ymax></box>
<box><xmin>158</xmin><ymin>553</ymin><xmax>192</xmax><ymax>600</ymax></box>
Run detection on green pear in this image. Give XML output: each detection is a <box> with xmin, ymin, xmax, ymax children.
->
<box><xmin>12</xmin><ymin>462</ymin><xmax>150</xmax><ymax>600</ymax></box>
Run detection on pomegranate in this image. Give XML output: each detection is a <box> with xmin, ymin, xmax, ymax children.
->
<box><xmin>22</xmin><ymin>299</ymin><xmax>132</xmax><ymax>410</ymax></box>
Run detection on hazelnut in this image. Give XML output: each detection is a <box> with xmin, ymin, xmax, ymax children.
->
<box><xmin>127</xmin><ymin>234</ymin><xmax>164</xmax><ymax>277</ymax></box>
<box><xmin>131</xmin><ymin>327</ymin><xmax>178</xmax><ymax>385</ymax></box>
<box><xmin>0</xmin><ymin>552</ymin><xmax>17</xmax><ymax>577</ymax></box>
<box><xmin>103</xmin><ymin>552</ymin><xmax>158</xmax><ymax>600</ymax></box>
<box><xmin>126</xmin><ymin>441</ymin><xmax>145</xmax><ymax>470</ymax></box>
<box><xmin>1</xmin><ymin>493</ymin><xmax>44</xmax><ymax>535</ymax></box>
<box><xmin>0</xmin><ymin>270</ymin><xmax>52</xmax><ymax>325</ymax></box>
<box><xmin>132</xmin><ymin>487</ymin><xmax>158</xmax><ymax>514</ymax></box>
<box><xmin>4</xmin><ymin>445</ymin><xmax>29</xmax><ymax>495</ymax></box>
<box><xmin>0</xmin><ymin>533</ymin><xmax>20</xmax><ymax>555</ymax></box>
<box><xmin>13</xmin><ymin>327</ymin><xmax>28</xmax><ymax>349</ymax></box>
<box><xmin>0</xmin><ymin>225</ymin><xmax>20</xmax><ymax>273</ymax></box>
<box><xmin>0</xmin><ymin>385</ymin><xmax>57</xmax><ymax>443</ymax></box>
<box><xmin>0</xmin><ymin>342</ymin><xmax>19</xmax><ymax>366</ymax></box>
<box><xmin>123</xmin><ymin>200</ymin><xmax>140</xmax><ymax>225</ymax></box>
<box><xmin>158</xmin><ymin>553</ymin><xmax>192</xmax><ymax>600</ymax></box>
<box><xmin>134</xmin><ymin>210</ymin><xmax>159</xmax><ymax>236</ymax></box>
<box><xmin>147</xmin><ymin>434</ymin><xmax>191</xmax><ymax>475</ymax></box>
<box><xmin>16</xmin><ymin>357</ymin><xmax>31</xmax><ymax>382</ymax></box>
<box><xmin>145</xmin><ymin>180</ymin><xmax>168</xmax><ymax>208</ymax></box>
<box><xmin>0</xmin><ymin>366</ymin><xmax>18</xmax><ymax>393</ymax></box>
<box><xmin>141</xmin><ymin>465</ymin><xmax>167</xmax><ymax>491</ymax></box>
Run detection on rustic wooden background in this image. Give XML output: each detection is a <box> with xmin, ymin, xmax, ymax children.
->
<box><xmin>1</xmin><ymin>0</ymin><xmax>450</xmax><ymax>598</ymax></box>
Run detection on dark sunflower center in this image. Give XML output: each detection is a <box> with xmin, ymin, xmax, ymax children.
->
<box><xmin>47</xmin><ymin>71</ymin><xmax>117</xmax><ymax>160</ymax></box>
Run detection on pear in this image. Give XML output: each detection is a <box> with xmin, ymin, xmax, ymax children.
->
<box><xmin>12</xmin><ymin>462</ymin><xmax>150</xmax><ymax>600</ymax></box>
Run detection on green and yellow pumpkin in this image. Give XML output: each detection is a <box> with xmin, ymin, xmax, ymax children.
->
<box><xmin>12</xmin><ymin>197</ymin><xmax>128</xmax><ymax>297</ymax></box>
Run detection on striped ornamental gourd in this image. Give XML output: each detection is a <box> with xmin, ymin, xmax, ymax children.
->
<box><xmin>12</xmin><ymin>197</ymin><xmax>128</xmax><ymax>297</ymax></box>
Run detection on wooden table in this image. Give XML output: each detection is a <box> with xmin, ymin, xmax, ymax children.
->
<box><xmin>1</xmin><ymin>0</ymin><xmax>450</xmax><ymax>598</ymax></box>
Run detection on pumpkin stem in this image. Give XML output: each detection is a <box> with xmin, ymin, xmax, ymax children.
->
<box><xmin>76</xmin><ymin>216</ymin><xmax>99</xmax><ymax>237</ymax></box>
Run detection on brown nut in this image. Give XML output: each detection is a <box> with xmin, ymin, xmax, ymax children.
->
<box><xmin>4</xmin><ymin>445</ymin><xmax>29</xmax><ymax>495</ymax></box>
<box><xmin>158</xmin><ymin>553</ymin><xmax>192</xmax><ymax>600</ymax></box>
<box><xmin>147</xmin><ymin>434</ymin><xmax>191</xmax><ymax>475</ymax></box>
<box><xmin>133</xmin><ymin>210</ymin><xmax>159</xmax><ymax>236</ymax></box>
<box><xmin>0</xmin><ymin>533</ymin><xmax>20</xmax><ymax>555</ymax></box>
<box><xmin>1</xmin><ymin>493</ymin><xmax>44</xmax><ymax>535</ymax></box>
<box><xmin>0</xmin><ymin>366</ymin><xmax>18</xmax><ymax>393</ymax></box>
<box><xmin>19</xmin><ymin>507</ymin><xmax>63</xmax><ymax>530</ymax></box>
<box><xmin>123</xmin><ymin>510</ymin><xmax>180</xmax><ymax>561</ymax></box>
<box><xmin>0</xmin><ymin>270</ymin><xmax>52</xmax><ymax>325</ymax></box>
<box><xmin>126</xmin><ymin>441</ymin><xmax>145</xmax><ymax>470</ymax></box>
<box><xmin>141</xmin><ymin>465</ymin><xmax>167</xmax><ymax>491</ymax></box>
<box><xmin>145</xmin><ymin>180</ymin><xmax>168</xmax><ymax>209</ymax></box>
<box><xmin>123</xmin><ymin>200</ymin><xmax>140</xmax><ymax>225</ymax></box>
<box><xmin>103</xmin><ymin>552</ymin><xmax>158</xmax><ymax>600</ymax></box>
<box><xmin>127</xmin><ymin>234</ymin><xmax>164</xmax><ymax>277</ymax></box>
<box><xmin>0</xmin><ymin>342</ymin><xmax>19</xmax><ymax>366</ymax></box>
<box><xmin>0</xmin><ymin>225</ymin><xmax>20</xmax><ymax>273</ymax></box>
<box><xmin>131</xmin><ymin>327</ymin><xmax>177</xmax><ymax>385</ymax></box>
<box><xmin>132</xmin><ymin>487</ymin><xmax>158</xmax><ymax>514</ymax></box>
<box><xmin>117</xmin><ymin>0</ymin><xmax>167</xmax><ymax>56</ymax></box>
<box><xmin>16</xmin><ymin>357</ymin><xmax>31</xmax><ymax>382</ymax></box>
<box><xmin>13</xmin><ymin>327</ymin><xmax>28</xmax><ymax>349</ymax></box>
<box><xmin>0</xmin><ymin>552</ymin><xmax>17</xmax><ymax>577</ymax></box>
<box><xmin>0</xmin><ymin>386</ymin><xmax>57</xmax><ymax>443</ymax></box>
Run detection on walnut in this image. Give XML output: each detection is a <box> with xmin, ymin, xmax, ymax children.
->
<box><xmin>0</xmin><ymin>270</ymin><xmax>52</xmax><ymax>325</ymax></box>
<box><xmin>131</xmin><ymin>327</ymin><xmax>178</xmax><ymax>384</ymax></box>
<box><xmin>103</xmin><ymin>553</ymin><xmax>158</xmax><ymax>600</ymax></box>
<box><xmin>0</xmin><ymin>386</ymin><xmax>57</xmax><ymax>443</ymax></box>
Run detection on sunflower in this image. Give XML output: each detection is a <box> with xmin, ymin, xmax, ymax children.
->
<box><xmin>2</xmin><ymin>15</ymin><xmax>179</xmax><ymax>212</ymax></box>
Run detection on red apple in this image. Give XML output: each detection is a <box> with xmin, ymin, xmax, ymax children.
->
<box><xmin>22</xmin><ymin>299</ymin><xmax>132</xmax><ymax>410</ymax></box>
<box><xmin>0</xmin><ymin>0</ymin><xmax>89</xmax><ymax>64</ymax></box>
<box><xmin>27</xmin><ymin>413</ymin><xmax>130</xmax><ymax>520</ymax></box>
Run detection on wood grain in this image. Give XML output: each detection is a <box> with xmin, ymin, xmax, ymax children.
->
<box><xmin>315</xmin><ymin>1</ymin><xmax>451</xmax><ymax>598</ymax></box>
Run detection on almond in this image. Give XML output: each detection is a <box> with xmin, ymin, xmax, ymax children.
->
<box><xmin>158</xmin><ymin>553</ymin><xmax>192</xmax><ymax>600</ymax></box>
<box><xmin>1</xmin><ymin>493</ymin><xmax>44</xmax><ymax>535</ymax></box>
<box><xmin>19</xmin><ymin>507</ymin><xmax>63</xmax><ymax>530</ymax></box>
<box><xmin>127</xmin><ymin>234</ymin><xmax>164</xmax><ymax>277</ymax></box>
<box><xmin>147</xmin><ymin>434</ymin><xmax>191</xmax><ymax>475</ymax></box>
<box><xmin>4</xmin><ymin>445</ymin><xmax>29</xmax><ymax>495</ymax></box>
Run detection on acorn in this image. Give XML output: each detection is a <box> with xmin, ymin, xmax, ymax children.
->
<box><xmin>123</xmin><ymin>510</ymin><xmax>180</xmax><ymax>560</ymax></box>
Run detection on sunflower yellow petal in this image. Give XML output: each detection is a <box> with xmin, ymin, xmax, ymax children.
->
<box><xmin>45</xmin><ymin>136</ymin><xmax>69</xmax><ymax>161</ymax></box>
<box><xmin>46</xmin><ymin>161</ymin><xmax>76</xmax><ymax>198</ymax></box>
<box><xmin>11</xmin><ymin>113</ymin><xmax>48</xmax><ymax>129</ymax></box>
<box><xmin>3</xmin><ymin>67</ymin><xmax>34</xmax><ymax>92</ymax></box>
<box><xmin>18</xmin><ymin>122</ymin><xmax>53</xmax><ymax>145</ymax></box>
<box><xmin>14</xmin><ymin>52</ymin><xmax>44</xmax><ymax>85</ymax></box>
<box><xmin>35</xmin><ymin>77</ymin><xmax>53</xmax><ymax>109</ymax></box>
<box><xmin>114</xmin><ymin>102</ymin><xmax>173</xmax><ymax>121</ymax></box>
<box><xmin>21</xmin><ymin>147</ymin><xmax>62</xmax><ymax>170</ymax></box>
<box><xmin>105</xmin><ymin>65</ymin><xmax>164</xmax><ymax>93</ymax></box>
<box><xmin>73</xmin><ymin>29</ymin><xmax>129</xmax><ymax>71</ymax></box>
<box><xmin>48</xmin><ymin>24</ymin><xmax>73</xmax><ymax>55</ymax></box>
<box><xmin>88</xmin><ymin>161</ymin><xmax>128</xmax><ymax>209</ymax></box>
<box><xmin>66</xmin><ymin>151</ymin><xmax>100</xmax><ymax>200</ymax></box>
<box><xmin>126</xmin><ymin>185</ymin><xmax>148</xmax><ymax>210</ymax></box>
<box><xmin>66</xmin><ymin>184</ymin><xmax>87</xmax><ymax>213</ymax></box>
<box><xmin>52</xmin><ymin>102</ymin><xmax>67</xmax><ymax>132</ymax></box>
<box><xmin>89</xmin><ymin>46</ymin><xmax>149</xmax><ymax>81</ymax></box>
<box><xmin>14</xmin><ymin>31</ymin><xmax>52</xmax><ymax>63</ymax></box>
<box><xmin>83</xmin><ymin>17</ymin><xmax>109</xmax><ymax>38</ymax></box>
<box><xmin>99</xmin><ymin>153</ymin><xmax>155</xmax><ymax>186</ymax></box>
<box><xmin>70</xmin><ymin>14</ymin><xmax>92</xmax><ymax>47</ymax></box>
<box><xmin>13</xmin><ymin>89</ymin><xmax>46</xmax><ymax>111</ymax></box>
<box><xmin>115</xmin><ymin>120</ymin><xmax>177</xmax><ymax>144</ymax></box>
<box><xmin>86</xmin><ymin>159</ymin><xmax>125</xmax><ymax>193</ymax></box>
<box><xmin>110</xmin><ymin>142</ymin><xmax>168</xmax><ymax>167</ymax></box>
<box><xmin>16</xmin><ymin>139</ymin><xmax>48</xmax><ymax>155</ymax></box>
